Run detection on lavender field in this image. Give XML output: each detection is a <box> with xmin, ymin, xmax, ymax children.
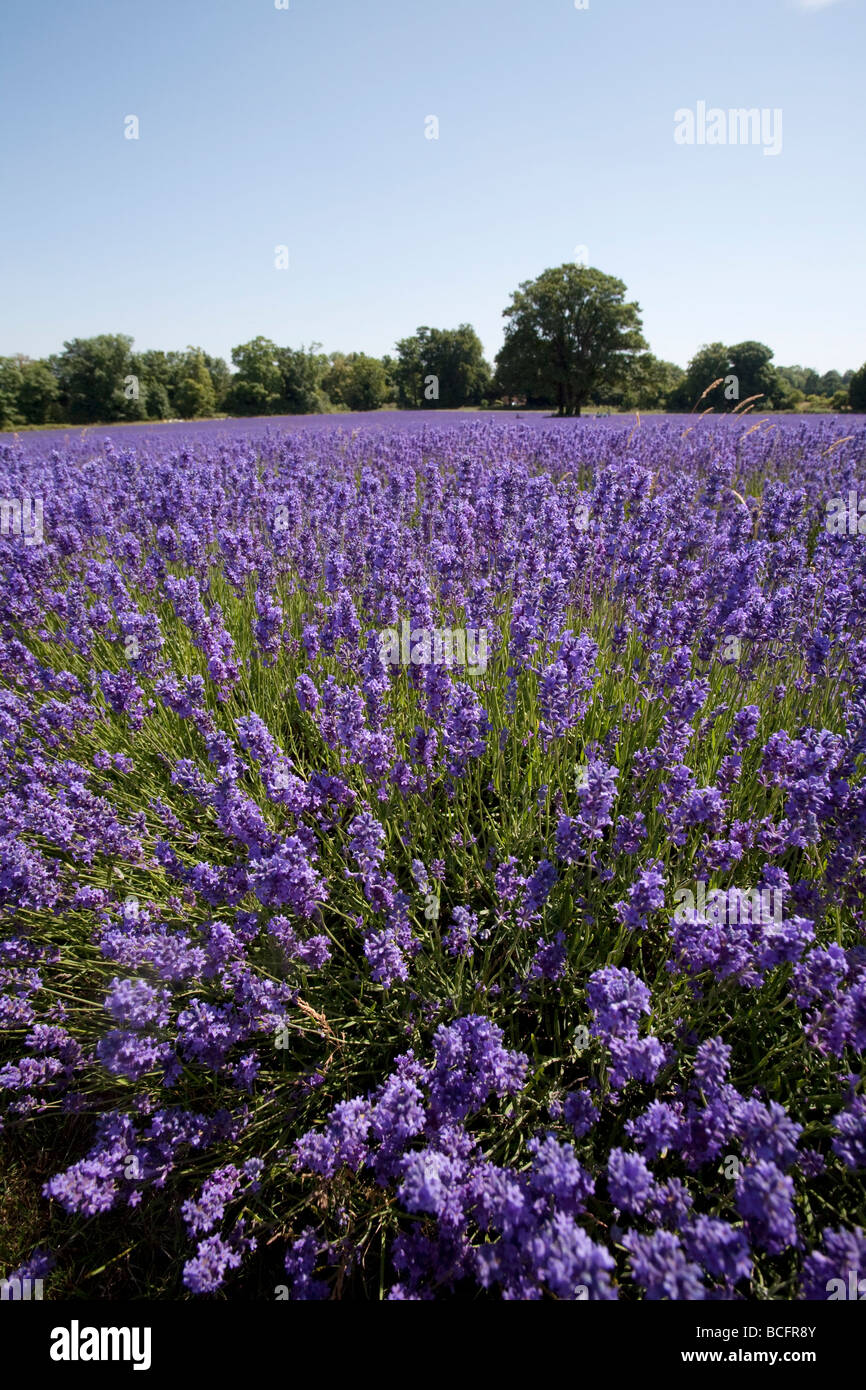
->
<box><xmin>2</xmin><ymin>413</ymin><xmax>865</xmax><ymax>1301</ymax></box>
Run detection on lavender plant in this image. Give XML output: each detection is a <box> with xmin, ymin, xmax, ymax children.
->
<box><xmin>1</xmin><ymin>413</ymin><xmax>864</xmax><ymax>1300</ymax></box>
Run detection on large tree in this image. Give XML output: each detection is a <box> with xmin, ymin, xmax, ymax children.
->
<box><xmin>495</xmin><ymin>265</ymin><xmax>646</xmax><ymax>417</ymax></box>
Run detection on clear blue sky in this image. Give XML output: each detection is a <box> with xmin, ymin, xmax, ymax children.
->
<box><xmin>1</xmin><ymin>0</ymin><xmax>863</xmax><ymax>374</ymax></box>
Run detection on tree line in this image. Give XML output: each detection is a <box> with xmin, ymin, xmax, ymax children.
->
<box><xmin>2</xmin><ymin>265</ymin><xmax>864</xmax><ymax>428</ymax></box>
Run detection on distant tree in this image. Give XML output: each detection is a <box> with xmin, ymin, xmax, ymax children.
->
<box><xmin>394</xmin><ymin>326</ymin><xmax>491</xmax><ymax>409</ymax></box>
<box><xmin>174</xmin><ymin>349</ymin><xmax>217</xmax><ymax>418</ymax></box>
<box><xmin>430</xmin><ymin>325</ymin><xmax>490</xmax><ymax>407</ymax></box>
<box><xmin>829</xmin><ymin>389</ymin><xmax>850</xmax><ymax>412</ymax></box>
<box><xmin>202</xmin><ymin>353</ymin><xmax>231</xmax><ymax>409</ymax></box>
<box><xmin>819</xmin><ymin>369</ymin><xmax>843</xmax><ymax>398</ymax></box>
<box><xmin>223</xmin><ymin>379</ymin><xmax>274</xmax><ymax>416</ymax></box>
<box><xmin>381</xmin><ymin>354</ymin><xmax>398</xmax><ymax>401</ymax></box>
<box><xmin>0</xmin><ymin>358</ymin><xmax>24</xmax><ymax>428</ymax></box>
<box><xmin>275</xmin><ymin>344</ymin><xmax>330</xmax><ymax>414</ymax></box>
<box><xmin>803</xmin><ymin>369</ymin><xmax>822</xmax><ymax>396</ymax></box>
<box><xmin>770</xmin><ymin>378</ymin><xmax>798</xmax><ymax>412</ymax></box>
<box><xmin>720</xmin><ymin>340</ymin><xmax>782</xmax><ymax>408</ymax></box>
<box><xmin>496</xmin><ymin>266</ymin><xmax>645</xmax><ymax>417</ymax></box>
<box><xmin>666</xmin><ymin>343</ymin><xmax>731</xmax><ymax>412</ymax></box>
<box><xmin>347</xmin><ymin>355</ymin><xmax>390</xmax><ymax>410</ymax></box>
<box><xmin>16</xmin><ymin>359</ymin><xmax>59</xmax><ymax>424</ymax></box>
<box><xmin>393</xmin><ymin>334</ymin><xmax>426</xmax><ymax>408</ymax></box>
<box><xmin>322</xmin><ymin>353</ymin><xmax>352</xmax><ymax>409</ymax></box>
<box><xmin>224</xmin><ymin>337</ymin><xmax>283</xmax><ymax>415</ymax></box>
<box><xmin>146</xmin><ymin>382</ymin><xmax>172</xmax><ymax>419</ymax></box>
<box><xmin>324</xmin><ymin>352</ymin><xmax>390</xmax><ymax>411</ymax></box>
<box><xmin>56</xmin><ymin>334</ymin><xmax>146</xmax><ymax>423</ymax></box>
<box><xmin>668</xmin><ymin>340</ymin><xmax>782</xmax><ymax>412</ymax></box>
<box><xmin>616</xmin><ymin>353</ymin><xmax>684</xmax><ymax>410</ymax></box>
<box><xmin>133</xmin><ymin>350</ymin><xmax>175</xmax><ymax>418</ymax></box>
<box><xmin>777</xmin><ymin>365</ymin><xmax>808</xmax><ymax>394</ymax></box>
<box><xmin>849</xmin><ymin>363</ymin><xmax>866</xmax><ymax>413</ymax></box>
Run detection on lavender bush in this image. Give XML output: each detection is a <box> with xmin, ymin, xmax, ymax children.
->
<box><xmin>1</xmin><ymin>413</ymin><xmax>865</xmax><ymax>1300</ymax></box>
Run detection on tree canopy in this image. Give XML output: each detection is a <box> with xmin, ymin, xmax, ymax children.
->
<box><xmin>849</xmin><ymin>363</ymin><xmax>866</xmax><ymax>414</ymax></box>
<box><xmin>667</xmin><ymin>340</ymin><xmax>787</xmax><ymax>412</ymax></box>
<box><xmin>495</xmin><ymin>265</ymin><xmax>646</xmax><ymax>416</ymax></box>
<box><xmin>393</xmin><ymin>326</ymin><xmax>491</xmax><ymax>409</ymax></box>
<box><xmin>0</xmin><ymin>282</ymin><xmax>859</xmax><ymax>429</ymax></box>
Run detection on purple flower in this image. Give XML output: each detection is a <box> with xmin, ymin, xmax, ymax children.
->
<box><xmin>283</xmin><ymin>1228</ymin><xmax>330</xmax><ymax>1300</ymax></box>
<box><xmin>735</xmin><ymin>1160</ymin><xmax>799</xmax><ymax>1254</ymax></box>
<box><xmin>682</xmin><ymin>1216</ymin><xmax>752</xmax><ymax>1284</ymax></box>
<box><xmin>801</xmin><ymin>1226</ymin><xmax>866</xmax><ymax>1300</ymax></box>
<box><xmin>563</xmin><ymin>1089</ymin><xmax>600</xmax><ymax>1138</ymax></box>
<box><xmin>249</xmin><ymin>837</ymin><xmax>327</xmax><ymax>917</ymax></box>
<box><xmin>832</xmin><ymin>1095</ymin><xmax>866</xmax><ymax>1170</ymax></box>
<box><xmin>182</xmin><ymin>1226</ymin><xmax>253</xmax><ymax>1294</ymax></box>
<box><xmin>615</xmin><ymin>860</ymin><xmax>666</xmax><ymax>932</ymax></box>
<box><xmin>607</xmin><ymin>1148</ymin><xmax>656</xmax><ymax>1214</ymax></box>
<box><xmin>182</xmin><ymin>1165</ymin><xmax>244</xmax><ymax>1236</ymax></box>
<box><xmin>586</xmin><ymin>966</ymin><xmax>652</xmax><ymax>1039</ymax></box>
<box><xmin>624</xmin><ymin>1229</ymin><xmax>705</xmax><ymax>1300</ymax></box>
<box><xmin>443</xmin><ymin>906</ymin><xmax>479</xmax><ymax>959</ymax></box>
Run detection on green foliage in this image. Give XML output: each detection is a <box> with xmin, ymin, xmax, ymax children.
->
<box><xmin>0</xmin><ymin>357</ymin><xmax>25</xmax><ymax>429</ymax></box>
<box><xmin>668</xmin><ymin>341</ymin><xmax>786</xmax><ymax>413</ymax></box>
<box><xmin>777</xmin><ymin>365</ymin><xmax>859</xmax><ymax>410</ymax></box>
<box><xmin>132</xmin><ymin>347</ymin><xmax>224</xmax><ymax>420</ymax></box>
<box><xmin>323</xmin><ymin>352</ymin><xmax>391</xmax><ymax>411</ymax></box>
<box><xmin>202</xmin><ymin>352</ymin><xmax>231</xmax><ymax>409</ymax></box>
<box><xmin>394</xmin><ymin>325</ymin><xmax>491</xmax><ymax>408</ymax></box>
<box><xmin>225</xmin><ymin>337</ymin><xmax>284</xmax><ymax>415</ymax></box>
<box><xmin>0</xmin><ymin>317</ymin><xmax>858</xmax><ymax>429</ymax></box>
<box><xmin>131</xmin><ymin>350</ymin><xmax>175</xmax><ymax>419</ymax></box>
<box><xmin>174</xmin><ymin>350</ymin><xmax>218</xmax><ymax>419</ymax></box>
<box><xmin>612</xmin><ymin>354</ymin><xmax>684</xmax><ymax>411</ymax></box>
<box><xmin>16</xmin><ymin>360</ymin><xmax>59</xmax><ymax>425</ymax></box>
<box><xmin>819</xmin><ymin>369</ymin><xmax>843</xmax><ymax>398</ymax></box>
<box><xmin>275</xmin><ymin>344</ymin><xmax>331</xmax><ymax>414</ymax></box>
<box><xmin>54</xmin><ymin>334</ymin><xmax>146</xmax><ymax>423</ymax></box>
<box><xmin>849</xmin><ymin>363</ymin><xmax>866</xmax><ymax>413</ymax></box>
<box><xmin>224</xmin><ymin>339</ymin><xmax>331</xmax><ymax>416</ymax></box>
<box><xmin>495</xmin><ymin>265</ymin><xmax>646</xmax><ymax>417</ymax></box>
